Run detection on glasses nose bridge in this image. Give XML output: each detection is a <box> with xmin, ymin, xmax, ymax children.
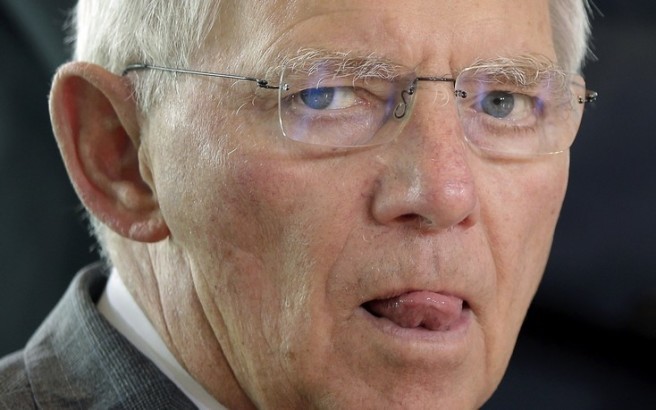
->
<box><xmin>416</xmin><ymin>76</ymin><xmax>457</xmax><ymax>86</ymax></box>
<box><xmin>399</xmin><ymin>76</ymin><xmax>458</xmax><ymax>120</ymax></box>
<box><xmin>415</xmin><ymin>76</ymin><xmax>457</xmax><ymax>91</ymax></box>
<box><xmin>412</xmin><ymin>76</ymin><xmax>458</xmax><ymax>109</ymax></box>
<box><xmin>391</xmin><ymin>76</ymin><xmax>466</xmax><ymax>145</ymax></box>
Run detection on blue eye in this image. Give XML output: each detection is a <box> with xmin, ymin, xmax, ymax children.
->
<box><xmin>300</xmin><ymin>87</ymin><xmax>335</xmax><ymax>110</ymax></box>
<box><xmin>297</xmin><ymin>87</ymin><xmax>359</xmax><ymax>111</ymax></box>
<box><xmin>481</xmin><ymin>91</ymin><xmax>515</xmax><ymax>118</ymax></box>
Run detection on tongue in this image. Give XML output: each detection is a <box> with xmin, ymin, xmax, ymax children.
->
<box><xmin>364</xmin><ymin>291</ymin><xmax>463</xmax><ymax>331</ymax></box>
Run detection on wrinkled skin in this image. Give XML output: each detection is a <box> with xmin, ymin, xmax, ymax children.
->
<box><xmin>62</xmin><ymin>0</ymin><xmax>573</xmax><ymax>408</ymax></box>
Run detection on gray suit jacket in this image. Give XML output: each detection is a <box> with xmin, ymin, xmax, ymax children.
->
<box><xmin>0</xmin><ymin>264</ymin><xmax>198</xmax><ymax>409</ymax></box>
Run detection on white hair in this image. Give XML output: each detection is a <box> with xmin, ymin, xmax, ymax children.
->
<box><xmin>550</xmin><ymin>0</ymin><xmax>593</xmax><ymax>72</ymax></box>
<box><xmin>69</xmin><ymin>0</ymin><xmax>592</xmax><ymax>249</ymax></box>
<box><xmin>73</xmin><ymin>1</ymin><xmax>221</xmax><ymax>113</ymax></box>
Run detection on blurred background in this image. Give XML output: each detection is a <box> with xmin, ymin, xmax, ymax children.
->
<box><xmin>1</xmin><ymin>0</ymin><xmax>654</xmax><ymax>408</ymax></box>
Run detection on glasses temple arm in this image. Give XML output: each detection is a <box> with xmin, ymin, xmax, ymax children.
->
<box><xmin>121</xmin><ymin>63</ymin><xmax>281</xmax><ymax>89</ymax></box>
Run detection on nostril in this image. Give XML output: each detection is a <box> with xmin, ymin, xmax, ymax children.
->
<box><xmin>457</xmin><ymin>200</ymin><xmax>480</xmax><ymax>229</ymax></box>
<box><xmin>397</xmin><ymin>213</ymin><xmax>420</xmax><ymax>223</ymax></box>
<box><xmin>395</xmin><ymin>214</ymin><xmax>434</xmax><ymax>230</ymax></box>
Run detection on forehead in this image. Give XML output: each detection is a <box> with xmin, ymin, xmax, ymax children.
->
<box><xmin>208</xmin><ymin>0</ymin><xmax>553</xmax><ymax>73</ymax></box>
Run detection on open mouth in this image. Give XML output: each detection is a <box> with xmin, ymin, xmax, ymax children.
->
<box><xmin>361</xmin><ymin>291</ymin><xmax>469</xmax><ymax>332</ymax></box>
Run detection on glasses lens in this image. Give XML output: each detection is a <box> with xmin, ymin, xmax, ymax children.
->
<box><xmin>278</xmin><ymin>65</ymin><xmax>416</xmax><ymax>147</ymax></box>
<box><xmin>454</xmin><ymin>67</ymin><xmax>586</xmax><ymax>157</ymax></box>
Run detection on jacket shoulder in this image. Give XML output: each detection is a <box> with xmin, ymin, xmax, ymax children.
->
<box><xmin>0</xmin><ymin>350</ymin><xmax>36</xmax><ymax>409</ymax></box>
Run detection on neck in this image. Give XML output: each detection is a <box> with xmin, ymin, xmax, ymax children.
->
<box><xmin>106</xmin><ymin>235</ymin><xmax>256</xmax><ymax>409</ymax></box>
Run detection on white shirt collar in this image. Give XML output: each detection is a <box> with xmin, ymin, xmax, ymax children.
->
<box><xmin>98</xmin><ymin>269</ymin><xmax>228</xmax><ymax>410</ymax></box>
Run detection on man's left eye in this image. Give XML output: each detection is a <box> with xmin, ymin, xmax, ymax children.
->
<box><xmin>477</xmin><ymin>91</ymin><xmax>535</xmax><ymax>121</ymax></box>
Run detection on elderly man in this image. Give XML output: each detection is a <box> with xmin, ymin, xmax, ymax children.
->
<box><xmin>0</xmin><ymin>0</ymin><xmax>596</xmax><ymax>408</ymax></box>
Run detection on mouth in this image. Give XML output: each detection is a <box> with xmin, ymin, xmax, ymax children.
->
<box><xmin>361</xmin><ymin>291</ymin><xmax>471</xmax><ymax>336</ymax></box>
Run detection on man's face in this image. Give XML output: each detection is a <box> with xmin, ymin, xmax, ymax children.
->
<box><xmin>144</xmin><ymin>0</ymin><xmax>567</xmax><ymax>407</ymax></box>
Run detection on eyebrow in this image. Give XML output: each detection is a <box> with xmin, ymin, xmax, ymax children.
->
<box><xmin>464</xmin><ymin>55</ymin><xmax>567</xmax><ymax>87</ymax></box>
<box><xmin>277</xmin><ymin>48</ymin><xmax>406</xmax><ymax>81</ymax></box>
<box><xmin>273</xmin><ymin>49</ymin><xmax>567</xmax><ymax>88</ymax></box>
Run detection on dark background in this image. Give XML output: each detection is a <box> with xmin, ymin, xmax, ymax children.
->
<box><xmin>1</xmin><ymin>1</ymin><xmax>654</xmax><ymax>408</ymax></box>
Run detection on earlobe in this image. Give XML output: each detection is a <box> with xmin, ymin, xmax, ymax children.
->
<box><xmin>49</xmin><ymin>62</ymin><xmax>170</xmax><ymax>243</ymax></box>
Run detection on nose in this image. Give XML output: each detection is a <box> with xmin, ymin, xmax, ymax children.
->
<box><xmin>371</xmin><ymin>97</ymin><xmax>479</xmax><ymax>232</ymax></box>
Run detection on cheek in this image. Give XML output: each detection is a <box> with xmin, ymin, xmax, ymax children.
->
<box><xmin>481</xmin><ymin>157</ymin><xmax>568</xmax><ymax>279</ymax></box>
<box><xmin>473</xmin><ymin>156</ymin><xmax>568</xmax><ymax>386</ymax></box>
<box><xmin>480</xmin><ymin>158</ymin><xmax>568</xmax><ymax>327</ymax></box>
<box><xmin>148</xmin><ymin>91</ymin><xmax>385</xmax><ymax>401</ymax></box>
<box><xmin>518</xmin><ymin>159</ymin><xmax>569</xmax><ymax>266</ymax></box>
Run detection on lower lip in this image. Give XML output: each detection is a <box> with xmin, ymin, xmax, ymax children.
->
<box><xmin>358</xmin><ymin>305</ymin><xmax>473</xmax><ymax>346</ymax></box>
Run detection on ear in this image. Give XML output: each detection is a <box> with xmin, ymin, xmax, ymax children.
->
<box><xmin>49</xmin><ymin>62</ymin><xmax>170</xmax><ymax>242</ymax></box>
